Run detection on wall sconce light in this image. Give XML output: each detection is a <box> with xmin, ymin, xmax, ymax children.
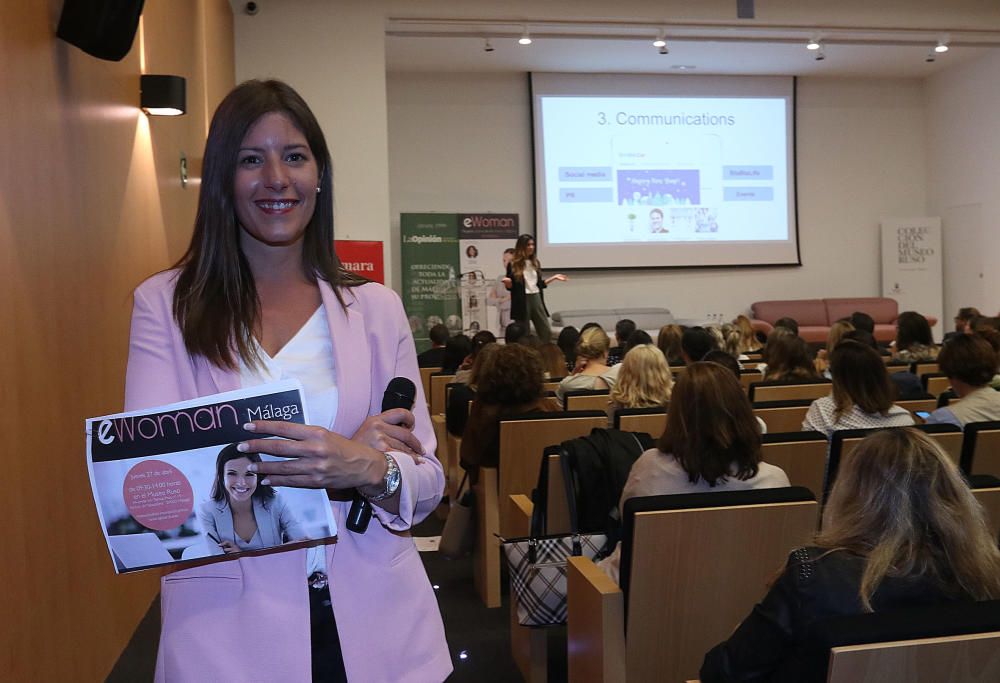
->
<box><xmin>141</xmin><ymin>74</ymin><xmax>186</xmax><ymax>116</ymax></box>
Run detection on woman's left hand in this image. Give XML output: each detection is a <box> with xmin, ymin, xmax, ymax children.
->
<box><xmin>548</xmin><ymin>273</ymin><xmax>568</xmax><ymax>283</ymax></box>
<box><xmin>239</xmin><ymin>420</ymin><xmax>387</xmax><ymax>490</ymax></box>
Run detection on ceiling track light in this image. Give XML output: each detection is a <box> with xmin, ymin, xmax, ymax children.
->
<box><xmin>934</xmin><ymin>38</ymin><xmax>950</xmax><ymax>53</ymax></box>
<box><xmin>652</xmin><ymin>30</ymin><xmax>666</xmax><ymax>48</ymax></box>
<box><xmin>518</xmin><ymin>26</ymin><xmax>532</xmax><ymax>45</ymax></box>
<box><xmin>806</xmin><ymin>36</ymin><xmax>821</xmax><ymax>51</ymax></box>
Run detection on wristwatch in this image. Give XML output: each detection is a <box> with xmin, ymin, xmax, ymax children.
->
<box><xmin>363</xmin><ymin>453</ymin><xmax>401</xmax><ymax>502</ymax></box>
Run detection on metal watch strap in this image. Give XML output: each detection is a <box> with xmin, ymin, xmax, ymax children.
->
<box><xmin>362</xmin><ymin>453</ymin><xmax>400</xmax><ymax>502</ymax></box>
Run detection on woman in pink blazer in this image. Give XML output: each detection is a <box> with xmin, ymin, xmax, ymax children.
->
<box><xmin>125</xmin><ymin>80</ymin><xmax>451</xmax><ymax>682</ymax></box>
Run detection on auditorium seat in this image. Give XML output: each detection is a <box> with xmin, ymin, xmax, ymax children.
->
<box><xmin>613</xmin><ymin>406</ymin><xmax>667</xmax><ymax>438</ymax></box>
<box><xmin>748</xmin><ymin>378</ymin><xmax>831</xmax><ymax>402</ymax></box>
<box><xmin>564</xmin><ymin>389</ymin><xmax>611</xmax><ymax>411</ymax></box>
<box><xmin>752</xmin><ymin>399</ymin><xmax>812</xmax><ymax>433</ymax></box>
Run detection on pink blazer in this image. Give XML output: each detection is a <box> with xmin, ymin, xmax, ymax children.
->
<box><xmin>126</xmin><ymin>270</ymin><xmax>451</xmax><ymax>683</ymax></box>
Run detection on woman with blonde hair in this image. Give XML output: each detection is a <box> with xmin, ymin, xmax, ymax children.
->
<box><xmin>606</xmin><ymin>344</ymin><xmax>673</xmax><ymax>425</ymax></box>
<box><xmin>556</xmin><ymin>325</ymin><xmax>620</xmax><ymax>405</ymax></box>
<box><xmin>813</xmin><ymin>319</ymin><xmax>854</xmax><ymax>375</ymax></box>
<box><xmin>733</xmin><ymin>315</ymin><xmax>763</xmax><ymax>354</ymax></box>
<box><xmin>702</xmin><ymin>428</ymin><xmax>1000</xmax><ymax>682</ymax></box>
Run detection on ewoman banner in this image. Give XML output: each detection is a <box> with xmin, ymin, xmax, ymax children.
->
<box><xmin>401</xmin><ymin>213</ymin><xmax>519</xmax><ymax>351</ymax></box>
<box><xmin>880</xmin><ymin>217</ymin><xmax>943</xmax><ymax>337</ymax></box>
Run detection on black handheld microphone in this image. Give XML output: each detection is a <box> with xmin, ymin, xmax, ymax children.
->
<box><xmin>346</xmin><ymin>377</ymin><xmax>417</xmax><ymax>533</ymax></box>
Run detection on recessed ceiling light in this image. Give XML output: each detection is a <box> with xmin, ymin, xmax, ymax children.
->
<box><xmin>806</xmin><ymin>38</ymin><xmax>821</xmax><ymax>51</ymax></box>
<box><xmin>518</xmin><ymin>26</ymin><xmax>532</xmax><ymax>45</ymax></box>
<box><xmin>934</xmin><ymin>41</ymin><xmax>949</xmax><ymax>53</ymax></box>
<box><xmin>652</xmin><ymin>30</ymin><xmax>666</xmax><ymax>48</ymax></box>
<box><xmin>671</xmin><ymin>65</ymin><xmax>696</xmax><ymax>71</ymax></box>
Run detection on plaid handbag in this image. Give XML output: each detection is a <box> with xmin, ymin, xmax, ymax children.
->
<box><xmin>502</xmin><ymin>531</ymin><xmax>608</xmax><ymax>626</ymax></box>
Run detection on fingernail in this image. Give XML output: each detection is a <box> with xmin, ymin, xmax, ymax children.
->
<box><xmin>243</xmin><ymin>423</ymin><xmax>257</xmax><ymax>431</ymax></box>
<box><xmin>237</xmin><ymin>442</ymin><xmax>249</xmax><ymax>452</ymax></box>
<box><xmin>261</xmin><ymin>478</ymin><xmax>271</xmax><ymax>486</ymax></box>
<box><xmin>247</xmin><ymin>462</ymin><xmax>257</xmax><ymax>472</ymax></box>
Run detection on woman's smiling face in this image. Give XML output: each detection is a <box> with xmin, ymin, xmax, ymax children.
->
<box><xmin>223</xmin><ymin>456</ymin><xmax>258</xmax><ymax>503</ymax></box>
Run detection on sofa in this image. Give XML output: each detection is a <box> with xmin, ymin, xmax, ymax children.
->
<box><xmin>749</xmin><ymin>297</ymin><xmax>937</xmax><ymax>344</ymax></box>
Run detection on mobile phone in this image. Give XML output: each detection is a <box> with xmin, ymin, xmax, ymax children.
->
<box><xmin>915</xmin><ymin>410</ymin><xmax>931</xmax><ymax>419</ymax></box>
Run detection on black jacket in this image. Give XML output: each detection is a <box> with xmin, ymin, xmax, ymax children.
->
<box><xmin>506</xmin><ymin>262</ymin><xmax>548</xmax><ymax>322</ymax></box>
<box><xmin>700</xmin><ymin>547</ymin><xmax>967</xmax><ymax>683</ymax></box>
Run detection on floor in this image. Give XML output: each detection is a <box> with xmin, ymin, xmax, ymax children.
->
<box><xmin>106</xmin><ymin>505</ymin><xmax>567</xmax><ymax>682</ymax></box>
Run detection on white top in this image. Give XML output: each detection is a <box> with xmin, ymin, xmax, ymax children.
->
<box><xmin>597</xmin><ymin>449</ymin><xmax>790</xmax><ymax>583</ymax></box>
<box><xmin>523</xmin><ymin>263</ymin><xmax>540</xmax><ymax>294</ymax></box>
<box><xmin>240</xmin><ymin>305</ymin><xmax>338</xmax><ymax>576</ymax></box>
<box><xmin>801</xmin><ymin>394</ymin><xmax>914</xmax><ymax>438</ymax></box>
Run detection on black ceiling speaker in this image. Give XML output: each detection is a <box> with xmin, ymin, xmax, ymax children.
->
<box><xmin>57</xmin><ymin>0</ymin><xmax>146</xmax><ymax>61</ymax></box>
<box><xmin>737</xmin><ymin>0</ymin><xmax>755</xmax><ymax>19</ymax></box>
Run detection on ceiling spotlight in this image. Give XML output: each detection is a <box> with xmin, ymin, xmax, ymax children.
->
<box><xmin>658</xmin><ymin>45</ymin><xmax>669</xmax><ymax>55</ymax></box>
<box><xmin>518</xmin><ymin>27</ymin><xmax>532</xmax><ymax>45</ymax></box>
<box><xmin>652</xmin><ymin>30</ymin><xmax>666</xmax><ymax>48</ymax></box>
<box><xmin>806</xmin><ymin>38</ymin><xmax>821</xmax><ymax>51</ymax></box>
<box><xmin>934</xmin><ymin>40</ymin><xmax>949</xmax><ymax>53</ymax></box>
<box><xmin>484</xmin><ymin>38</ymin><xmax>494</xmax><ymax>53</ymax></box>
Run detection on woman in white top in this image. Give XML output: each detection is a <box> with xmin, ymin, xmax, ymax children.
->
<box><xmin>556</xmin><ymin>325</ymin><xmax>620</xmax><ymax>406</ymax></box>
<box><xmin>802</xmin><ymin>340</ymin><xmax>914</xmax><ymax>438</ymax></box>
<box><xmin>503</xmin><ymin>234</ymin><xmax>566</xmax><ymax>342</ymax></box>
<box><xmin>599</xmin><ymin>362</ymin><xmax>790</xmax><ymax>583</ymax></box>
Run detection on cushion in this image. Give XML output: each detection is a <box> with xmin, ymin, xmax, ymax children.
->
<box><xmin>824</xmin><ymin>297</ymin><xmax>898</xmax><ymax>325</ymax></box>
<box><xmin>752</xmin><ymin>299</ymin><xmax>827</xmax><ymax>327</ymax></box>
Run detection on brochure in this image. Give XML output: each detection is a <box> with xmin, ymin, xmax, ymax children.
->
<box><xmin>86</xmin><ymin>380</ymin><xmax>337</xmax><ymax>573</ymax></box>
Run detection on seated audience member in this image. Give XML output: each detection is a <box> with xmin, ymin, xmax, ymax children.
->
<box><xmin>538</xmin><ymin>342</ymin><xmax>567</xmax><ymax>379</ymax></box>
<box><xmin>762</xmin><ymin>331</ymin><xmax>820</xmax><ymax>382</ymax></box>
<box><xmin>814</xmin><ymin>320</ymin><xmax>855</xmax><ymax>376</ymax></box>
<box><xmin>681</xmin><ymin>326</ymin><xmax>719</xmax><ymax>364</ymax></box>
<box><xmin>719</xmin><ymin>323</ymin><xmax>744</xmax><ymax>361</ymax></box>
<box><xmin>519</xmin><ymin>333</ymin><xmax>542</xmax><ymax>350</ymax></box>
<box><xmin>454</xmin><ymin>330</ymin><xmax>496</xmax><ymax>384</ymax></box>
<box><xmin>417</xmin><ymin>323</ymin><xmax>450</xmax><ymax>367</ymax></box>
<box><xmin>606</xmin><ymin>344</ymin><xmax>673</xmax><ymax>426</ymax></box>
<box><xmin>446</xmin><ymin>342</ymin><xmax>500</xmax><ymax>437</ymax></box>
<box><xmin>893</xmin><ymin>311</ymin><xmax>938</xmax><ymax>362</ymax></box>
<box><xmin>734</xmin><ymin>314</ymin><xmax>764</xmax><ymax>354</ymax></box>
<box><xmin>504</xmin><ymin>320</ymin><xmax>529</xmax><ymax>346</ymax></box>
<box><xmin>925</xmin><ymin>333</ymin><xmax>1000</xmax><ymax>427</ymax></box>
<box><xmin>441</xmin><ymin>333</ymin><xmax>472</xmax><ymax>374</ymax></box>
<box><xmin>607</xmin><ymin>318</ymin><xmax>637</xmax><ymax>366</ymax></box>
<box><xmin>802</xmin><ymin>341</ymin><xmax>914</xmax><ymax>437</ymax></box>
<box><xmin>556</xmin><ymin>325</ymin><xmax>580</xmax><ymax>372</ymax></box>
<box><xmin>704</xmin><ymin>350</ymin><xmax>767</xmax><ymax>435</ymax></box>
<box><xmin>849</xmin><ymin>311</ymin><xmax>875</xmax><ymax>336</ymax></box>
<box><xmin>557</xmin><ymin>326</ymin><xmax>620</xmax><ymax>405</ymax></box>
<box><xmin>842</xmin><ymin>328</ymin><xmax>922</xmax><ymax>399</ymax></box>
<box><xmin>701</xmin><ymin>428</ymin><xmax>1000</xmax><ymax>683</ymax></box>
<box><xmin>598</xmin><ymin>362</ymin><xmax>790</xmax><ymax>583</ymax></box>
<box><xmin>459</xmin><ymin>344</ymin><xmax>559</xmax><ymax>482</ymax></box>
<box><xmin>943</xmin><ymin>306</ymin><xmax>980</xmax><ymax>342</ymax></box>
<box><xmin>623</xmin><ymin>329</ymin><xmax>653</xmax><ymax>355</ymax></box>
<box><xmin>657</xmin><ymin>324</ymin><xmax>685</xmax><ymax>366</ymax></box>
<box><xmin>773</xmin><ymin>317</ymin><xmax>799</xmax><ymax>337</ymax></box>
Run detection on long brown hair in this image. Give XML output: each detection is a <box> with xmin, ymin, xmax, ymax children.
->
<box><xmin>510</xmin><ymin>233</ymin><xmax>539</xmax><ymax>281</ymax></box>
<box><xmin>818</xmin><ymin>428</ymin><xmax>1000</xmax><ymax>610</ymax></box>
<box><xmin>657</xmin><ymin>362</ymin><xmax>761</xmax><ymax>486</ymax></box>
<box><xmin>172</xmin><ymin>79</ymin><xmax>364</xmax><ymax>370</ymax></box>
<box><xmin>829</xmin><ymin>340</ymin><xmax>895</xmax><ymax>419</ymax></box>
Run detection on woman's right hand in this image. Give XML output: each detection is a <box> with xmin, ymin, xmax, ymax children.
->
<box><xmin>218</xmin><ymin>540</ymin><xmax>240</xmax><ymax>554</ymax></box>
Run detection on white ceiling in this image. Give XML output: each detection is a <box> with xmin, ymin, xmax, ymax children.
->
<box><xmin>386</xmin><ymin>35</ymin><xmax>998</xmax><ymax>79</ymax></box>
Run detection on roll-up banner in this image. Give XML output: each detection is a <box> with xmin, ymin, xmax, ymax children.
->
<box><xmin>880</xmin><ymin>217</ymin><xmax>943</xmax><ymax>338</ymax></box>
<box><xmin>401</xmin><ymin>213</ymin><xmax>519</xmax><ymax>351</ymax></box>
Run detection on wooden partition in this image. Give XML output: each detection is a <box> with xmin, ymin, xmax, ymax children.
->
<box><xmin>827</xmin><ymin>632</ymin><xmax>1000</xmax><ymax>682</ymax></box>
<box><xmin>0</xmin><ymin>2</ymin><xmax>234</xmax><ymax>679</ymax></box>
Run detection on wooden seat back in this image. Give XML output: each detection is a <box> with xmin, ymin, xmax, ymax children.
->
<box><xmin>748</xmin><ymin>379</ymin><xmax>831</xmax><ymax>403</ymax></box>
<box><xmin>739</xmin><ymin>369</ymin><xmax>764</xmax><ymax>392</ymax></box>
<box><xmin>921</xmin><ymin>373</ymin><xmax>951</xmax><ymax>398</ymax></box>
<box><xmin>419</xmin><ymin>366</ymin><xmax>441</xmax><ymax>406</ymax></box>
<box><xmin>910</xmin><ymin>361</ymin><xmax>940</xmax><ymax>376</ymax></box>
<box><xmin>564</xmin><ymin>389</ymin><xmax>612</xmax><ymax>412</ymax></box>
<box><xmin>960</xmin><ymin>421</ymin><xmax>1000</xmax><ymax>479</ymax></box>
<box><xmin>613</xmin><ymin>407</ymin><xmax>667</xmax><ymax>438</ymax></box>
<box><xmin>429</xmin><ymin>373</ymin><xmax>455</xmax><ymax>415</ymax></box>
<box><xmin>760</xmin><ymin>431</ymin><xmax>828</xmax><ymax>502</ymax></box>
<box><xmin>897</xmin><ymin>395</ymin><xmax>938</xmax><ymax>420</ymax></box>
<box><xmin>614</xmin><ymin>489</ymin><xmax>818</xmax><ymax>683</ymax></box>
<box><xmin>752</xmin><ymin>399</ymin><xmax>812</xmax><ymax>433</ymax></box>
<box><xmin>970</xmin><ymin>475</ymin><xmax>1000</xmax><ymax>542</ymax></box>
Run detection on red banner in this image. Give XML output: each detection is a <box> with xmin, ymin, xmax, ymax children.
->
<box><xmin>334</xmin><ymin>240</ymin><xmax>384</xmax><ymax>284</ymax></box>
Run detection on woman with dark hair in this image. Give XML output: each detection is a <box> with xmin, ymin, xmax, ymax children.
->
<box><xmin>762</xmin><ymin>330</ymin><xmax>820</xmax><ymax>382</ymax></box>
<box><xmin>502</xmin><ymin>234</ymin><xmax>567</xmax><ymax>342</ymax></box>
<box><xmin>125</xmin><ymin>80</ymin><xmax>449</xmax><ymax>682</ymax></box>
<box><xmin>453</xmin><ymin>329</ymin><xmax>496</xmax><ymax>384</ymax></box>
<box><xmin>598</xmin><ymin>362</ymin><xmax>789</xmax><ymax>583</ymax></box>
<box><xmin>702</xmin><ymin>428</ymin><xmax>1000</xmax><ymax>682</ymax></box>
<box><xmin>893</xmin><ymin>310</ymin><xmax>938</xmax><ymax>362</ymax></box>
<box><xmin>925</xmin><ymin>333</ymin><xmax>1000</xmax><ymax>426</ymax></box>
<box><xmin>459</xmin><ymin>344</ymin><xmax>559</xmax><ymax>481</ymax></box>
<box><xmin>199</xmin><ymin>444</ymin><xmax>306</xmax><ymax>554</ymax></box>
<box><xmin>557</xmin><ymin>325</ymin><xmax>580</xmax><ymax>372</ymax></box>
<box><xmin>441</xmin><ymin>333</ymin><xmax>472</xmax><ymax>374</ymax></box>
<box><xmin>802</xmin><ymin>341</ymin><xmax>913</xmax><ymax>437</ymax></box>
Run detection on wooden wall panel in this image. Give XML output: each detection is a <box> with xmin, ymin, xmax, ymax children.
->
<box><xmin>0</xmin><ymin>1</ymin><xmax>233</xmax><ymax>680</ymax></box>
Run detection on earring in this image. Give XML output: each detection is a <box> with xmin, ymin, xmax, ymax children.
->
<box><xmin>316</xmin><ymin>186</ymin><xmax>321</xmax><ymax>194</ymax></box>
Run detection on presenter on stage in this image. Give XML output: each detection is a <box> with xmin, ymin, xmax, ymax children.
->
<box><xmin>125</xmin><ymin>80</ymin><xmax>450</xmax><ymax>682</ymax></box>
<box><xmin>502</xmin><ymin>234</ymin><xmax>567</xmax><ymax>343</ymax></box>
